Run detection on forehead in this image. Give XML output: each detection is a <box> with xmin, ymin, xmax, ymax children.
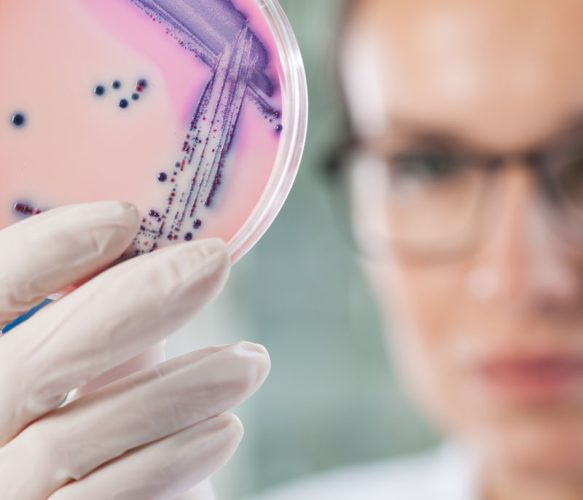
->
<box><xmin>342</xmin><ymin>0</ymin><xmax>583</xmax><ymax>149</ymax></box>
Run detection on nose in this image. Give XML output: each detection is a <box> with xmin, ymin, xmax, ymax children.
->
<box><xmin>471</xmin><ymin>164</ymin><xmax>580</xmax><ymax>311</ymax></box>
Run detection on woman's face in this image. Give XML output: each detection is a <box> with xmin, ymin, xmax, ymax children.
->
<box><xmin>343</xmin><ymin>0</ymin><xmax>583</xmax><ymax>482</ymax></box>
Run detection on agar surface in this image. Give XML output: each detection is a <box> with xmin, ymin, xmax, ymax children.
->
<box><xmin>8</xmin><ymin>0</ymin><xmax>283</xmax><ymax>252</ymax></box>
<box><xmin>126</xmin><ymin>0</ymin><xmax>283</xmax><ymax>255</ymax></box>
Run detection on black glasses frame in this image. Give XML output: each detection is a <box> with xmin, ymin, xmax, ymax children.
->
<box><xmin>322</xmin><ymin>133</ymin><xmax>583</xmax><ymax>262</ymax></box>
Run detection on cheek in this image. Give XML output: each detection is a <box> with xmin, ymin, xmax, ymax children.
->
<box><xmin>365</xmin><ymin>258</ymin><xmax>476</xmax><ymax>428</ymax></box>
<box><xmin>372</xmin><ymin>260</ymin><xmax>470</xmax><ymax>348</ymax></box>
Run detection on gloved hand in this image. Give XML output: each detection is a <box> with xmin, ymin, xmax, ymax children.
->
<box><xmin>0</xmin><ymin>201</ymin><xmax>271</xmax><ymax>500</ymax></box>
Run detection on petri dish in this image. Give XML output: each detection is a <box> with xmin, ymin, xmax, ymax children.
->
<box><xmin>0</xmin><ymin>0</ymin><xmax>308</xmax><ymax>262</ymax></box>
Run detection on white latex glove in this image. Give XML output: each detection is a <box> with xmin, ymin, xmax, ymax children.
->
<box><xmin>0</xmin><ymin>201</ymin><xmax>271</xmax><ymax>500</ymax></box>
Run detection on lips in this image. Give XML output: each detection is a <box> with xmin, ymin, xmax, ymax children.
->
<box><xmin>476</xmin><ymin>355</ymin><xmax>583</xmax><ymax>404</ymax></box>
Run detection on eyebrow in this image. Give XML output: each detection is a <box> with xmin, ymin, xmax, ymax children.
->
<box><xmin>381</xmin><ymin>113</ymin><xmax>583</xmax><ymax>153</ymax></box>
<box><xmin>380</xmin><ymin>117</ymin><xmax>486</xmax><ymax>152</ymax></box>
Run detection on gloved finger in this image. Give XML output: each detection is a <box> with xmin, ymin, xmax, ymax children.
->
<box><xmin>174</xmin><ymin>480</ymin><xmax>215</xmax><ymax>500</ymax></box>
<box><xmin>76</xmin><ymin>341</ymin><xmax>168</xmax><ymax>397</ymax></box>
<box><xmin>0</xmin><ymin>238</ymin><xmax>230</xmax><ymax>445</ymax></box>
<box><xmin>47</xmin><ymin>414</ymin><xmax>243</xmax><ymax>500</ymax></box>
<box><xmin>76</xmin><ymin>342</ymin><xmax>231</xmax><ymax>398</ymax></box>
<box><xmin>1</xmin><ymin>342</ymin><xmax>269</xmax><ymax>500</ymax></box>
<box><xmin>0</xmin><ymin>201</ymin><xmax>139</xmax><ymax>327</ymax></box>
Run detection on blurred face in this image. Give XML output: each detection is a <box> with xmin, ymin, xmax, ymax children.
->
<box><xmin>342</xmin><ymin>0</ymin><xmax>583</xmax><ymax>489</ymax></box>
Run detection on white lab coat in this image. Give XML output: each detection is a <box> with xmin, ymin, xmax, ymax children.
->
<box><xmin>248</xmin><ymin>443</ymin><xmax>480</xmax><ymax>500</ymax></box>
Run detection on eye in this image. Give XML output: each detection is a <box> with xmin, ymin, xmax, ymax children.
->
<box><xmin>391</xmin><ymin>151</ymin><xmax>462</xmax><ymax>182</ymax></box>
<box><xmin>10</xmin><ymin>112</ymin><xmax>27</xmax><ymax>128</ymax></box>
<box><xmin>555</xmin><ymin>154</ymin><xmax>583</xmax><ymax>211</ymax></box>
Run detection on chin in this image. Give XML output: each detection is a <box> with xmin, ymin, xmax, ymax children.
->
<box><xmin>474</xmin><ymin>409</ymin><xmax>583</xmax><ymax>480</ymax></box>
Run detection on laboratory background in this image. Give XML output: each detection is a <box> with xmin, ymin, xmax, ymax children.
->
<box><xmin>166</xmin><ymin>1</ymin><xmax>438</xmax><ymax>497</ymax></box>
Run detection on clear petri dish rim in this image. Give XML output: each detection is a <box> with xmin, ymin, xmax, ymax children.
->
<box><xmin>226</xmin><ymin>0</ymin><xmax>308</xmax><ymax>262</ymax></box>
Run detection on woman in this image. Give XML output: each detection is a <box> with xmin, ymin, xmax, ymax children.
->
<box><xmin>256</xmin><ymin>0</ymin><xmax>583</xmax><ymax>499</ymax></box>
<box><xmin>4</xmin><ymin>0</ymin><xmax>583</xmax><ymax>498</ymax></box>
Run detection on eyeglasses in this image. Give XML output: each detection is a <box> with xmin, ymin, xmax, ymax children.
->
<box><xmin>325</xmin><ymin>133</ymin><xmax>583</xmax><ymax>260</ymax></box>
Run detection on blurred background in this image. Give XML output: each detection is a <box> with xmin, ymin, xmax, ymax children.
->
<box><xmin>168</xmin><ymin>0</ymin><xmax>438</xmax><ymax>497</ymax></box>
